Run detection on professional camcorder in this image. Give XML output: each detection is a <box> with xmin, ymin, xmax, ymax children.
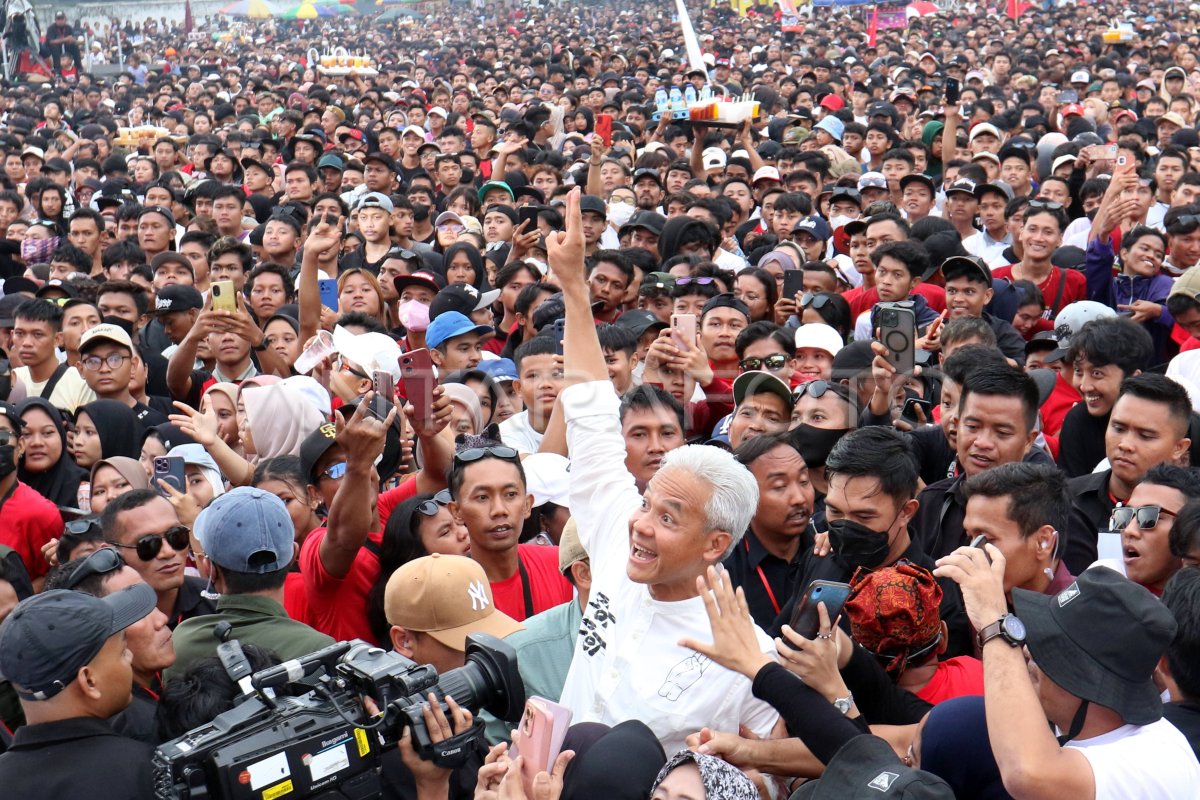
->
<box><xmin>153</xmin><ymin>633</ymin><xmax>525</xmax><ymax>800</ymax></box>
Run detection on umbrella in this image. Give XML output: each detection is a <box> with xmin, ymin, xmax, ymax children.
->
<box><xmin>377</xmin><ymin>4</ymin><xmax>421</xmax><ymax>17</ymax></box>
<box><xmin>905</xmin><ymin>1</ymin><xmax>939</xmax><ymax>16</ymax></box>
<box><xmin>220</xmin><ymin>0</ymin><xmax>275</xmax><ymax>17</ymax></box>
<box><xmin>279</xmin><ymin>0</ymin><xmax>355</xmax><ymax>15</ymax></box>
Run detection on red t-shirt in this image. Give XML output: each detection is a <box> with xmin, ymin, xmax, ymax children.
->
<box><xmin>842</xmin><ymin>283</ymin><xmax>946</xmax><ymax>319</ymax></box>
<box><xmin>0</xmin><ymin>481</ymin><xmax>64</xmax><ymax>581</ymax></box>
<box><xmin>297</xmin><ymin>479</ymin><xmax>419</xmax><ymax>643</ymax></box>
<box><xmin>1040</xmin><ymin>372</ymin><xmax>1080</xmax><ymax>438</ymax></box>
<box><xmin>916</xmin><ymin>655</ymin><xmax>985</xmax><ymax>705</ymax></box>
<box><xmin>490</xmin><ymin>543</ymin><xmax>574</xmax><ymax>622</ymax></box>
<box><xmin>992</xmin><ymin>265</ymin><xmax>1086</xmax><ymax>317</ymax></box>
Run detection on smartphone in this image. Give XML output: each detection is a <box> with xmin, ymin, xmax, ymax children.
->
<box><xmin>318</xmin><ymin>278</ymin><xmax>339</xmax><ymax>312</ymax></box>
<box><xmin>789</xmin><ymin>580</ymin><xmax>853</xmax><ymax>640</ymax></box>
<box><xmin>511</xmin><ymin>697</ymin><xmax>572</xmax><ymax>791</ymax></box>
<box><xmin>944</xmin><ymin>76</ymin><xmax>960</xmax><ymax>104</ymax></box>
<box><xmin>399</xmin><ymin>348</ymin><xmax>435</xmax><ymax>429</ymax></box>
<box><xmin>372</xmin><ymin>369</ymin><xmax>395</xmax><ymax>404</ymax></box>
<box><xmin>671</xmin><ymin>312</ymin><xmax>697</xmax><ymax>346</ymax></box>
<box><xmin>1117</xmin><ymin>154</ymin><xmax>1129</xmax><ymax>167</ymax></box>
<box><xmin>211</xmin><ymin>279</ymin><xmax>237</xmax><ymax>313</ymax></box>
<box><xmin>1100</xmin><ymin>143</ymin><xmax>1118</xmax><ymax>160</ymax></box>
<box><xmin>782</xmin><ymin>270</ymin><xmax>806</xmax><ymax>301</ymax></box>
<box><xmin>153</xmin><ymin>456</ymin><xmax>186</xmax><ymax>496</ymax></box>
<box><xmin>518</xmin><ymin>205</ymin><xmax>541</xmax><ymax>231</ymax></box>
<box><xmin>1056</xmin><ymin>89</ymin><xmax>1078</xmax><ymax>104</ymax></box>
<box><xmin>551</xmin><ymin>317</ymin><xmax>566</xmax><ymax>356</ymax></box>
<box><xmin>877</xmin><ymin>302</ymin><xmax>916</xmax><ymax>375</ymax></box>
<box><xmin>900</xmin><ymin>396</ymin><xmax>932</xmax><ymax>425</ymax></box>
<box><xmin>595</xmin><ymin>113</ymin><xmax>613</xmax><ymax>146</ymax></box>
<box><xmin>970</xmin><ymin>533</ymin><xmax>993</xmax><ymax>563</ymax></box>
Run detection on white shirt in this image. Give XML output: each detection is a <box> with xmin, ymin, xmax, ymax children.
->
<box><xmin>1145</xmin><ymin>201</ymin><xmax>1169</xmax><ymax>232</ymax></box>
<box><xmin>498</xmin><ymin>410</ymin><xmax>543</xmax><ymax>455</ymax></box>
<box><xmin>1063</xmin><ymin>216</ymin><xmax>1093</xmax><ymax>251</ymax></box>
<box><xmin>1066</xmin><ymin>719</ymin><xmax>1200</xmax><ymax>800</ymax></box>
<box><xmin>714</xmin><ymin>247</ymin><xmax>747</xmax><ymax>273</ymax></box>
<box><xmin>560</xmin><ymin>382</ymin><xmax>779</xmax><ymax>754</ymax></box>
<box><xmin>963</xmin><ymin>230</ymin><xmax>1012</xmax><ymax>269</ymax></box>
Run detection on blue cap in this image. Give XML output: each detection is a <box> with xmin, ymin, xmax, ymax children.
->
<box><xmin>426</xmin><ymin>311</ymin><xmax>492</xmax><ymax>349</ymax></box>
<box><xmin>195</xmin><ymin>487</ymin><xmax>294</xmax><ymax>574</ymax></box>
<box><xmin>792</xmin><ymin>215</ymin><xmax>832</xmax><ymax>241</ymax></box>
<box><xmin>477</xmin><ymin>357</ymin><xmax>518</xmax><ymax>382</ymax></box>
<box><xmin>815</xmin><ymin>115</ymin><xmax>844</xmax><ymax>141</ymax></box>
<box><xmin>706</xmin><ymin>413</ymin><xmax>733</xmax><ymax>448</ymax></box>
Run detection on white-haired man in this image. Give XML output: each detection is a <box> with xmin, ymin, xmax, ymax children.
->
<box><xmin>550</xmin><ymin>189</ymin><xmax>779</xmax><ymax>754</ymax></box>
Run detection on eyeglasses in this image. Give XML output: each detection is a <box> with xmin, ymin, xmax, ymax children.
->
<box><xmin>800</xmin><ymin>292</ymin><xmax>831</xmax><ymax>310</ymax></box>
<box><xmin>454</xmin><ymin>445</ymin><xmax>520</xmax><ymax>466</ymax></box>
<box><xmin>65</xmin><ymin>546</ymin><xmax>124</xmax><ymax>589</ymax></box>
<box><xmin>107</xmin><ymin>525</ymin><xmax>191</xmax><ymax>561</ymax></box>
<box><xmin>796</xmin><ymin>379</ymin><xmax>834</xmax><ymax>399</ymax></box>
<box><xmin>1110</xmin><ymin>504</ymin><xmax>1178</xmax><ymax>531</ymax></box>
<box><xmin>81</xmin><ymin>353</ymin><xmax>132</xmax><ymax>371</ymax></box>
<box><xmin>675</xmin><ymin>277</ymin><xmax>716</xmax><ymax>286</ymax></box>
<box><xmin>740</xmin><ymin>354</ymin><xmax>790</xmax><ymax>372</ymax></box>
<box><xmin>334</xmin><ymin>355</ymin><xmax>370</xmax><ymax>380</ymax></box>
<box><xmin>437</xmin><ymin>222</ymin><xmax>465</xmax><ymax>234</ymax></box>
<box><xmin>1027</xmin><ymin>199</ymin><xmax>1064</xmax><ymax>211</ymax></box>
<box><xmin>322</xmin><ymin>462</ymin><xmax>348</xmax><ymax>481</ymax></box>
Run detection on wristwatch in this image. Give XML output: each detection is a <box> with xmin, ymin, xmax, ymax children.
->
<box><xmin>252</xmin><ymin>340</ymin><xmax>269</xmax><ymax>352</ymax></box>
<box><xmin>831</xmin><ymin>693</ymin><xmax>854</xmax><ymax>716</ymax></box>
<box><xmin>977</xmin><ymin>614</ymin><xmax>1026</xmax><ymax>649</ymax></box>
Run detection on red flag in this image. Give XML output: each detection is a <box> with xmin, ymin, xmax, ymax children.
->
<box><xmin>184</xmin><ymin>0</ymin><xmax>194</xmax><ymax>34</ymax></box>
<box><xmin>1005</xmin><ymin>0</ymin><xmax>1031</xmax><ymax>19</ymax></box>
<box><xmin>867</xmin><ymin>5</ymin><xmax>878</xmax><ymax>47</ymax></box>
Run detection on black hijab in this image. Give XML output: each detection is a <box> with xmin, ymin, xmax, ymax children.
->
<box><xmin>17</xmin><ymin>397</ymin><xmax>86</xmax><ymax>508</ymax></box>
<box><xmin>560</xmin><ymin>720</ymin><xmax>666</xmax><ymax>800</ymax></box>
<box><xmin>78</xmin><ymin>400</ymin><xmax>142</xmax><ymax>461</ymax></box>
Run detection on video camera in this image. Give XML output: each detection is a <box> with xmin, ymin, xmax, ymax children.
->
<box><xmin>153</xmin><ymin>633</ymin><xmax>525</xmax><ymax>800</ymax></box>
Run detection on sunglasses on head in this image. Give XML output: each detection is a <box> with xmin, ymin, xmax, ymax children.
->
<box><xmin>454</xmin><ymin>445</ymin><xmax>520</xmax><ymax>465</ymax></box>
<box><xmin>800</xmin><ymin>292</ymin><xmax>831</xmax><ymax>310</ymax></box>
<box><xmin>796</xmin><ymin>379</ymin><xmax>834</xmax><ymax>399</ymax></box>
<box><xmin>1110</xmin><ymin>504</ymin><xmax>1177</xmax><ymax>531</ymax></box>
<box><xmin>675</xmin><ymin>277</ymin><xmax>716</xmax><ymax>286</ymax></box>
<box><xmin>1167</xmin><ymin>213</ymin><xmax>1200</xmax><ymax>234</ymax></box>
<box><xmin>65</xmin><ymin>546</ymin><xmax>124</xmax><ymax>589</ymax></box>
<box><xmin>415</xmin><ymin>499</ymin><xmax>440</xmax><ymax>517</ymax></box>
<box><xmin>107</xmin><ymin>524</ymin><xmax>191</xmax><ymax>562</ymax></box>
<box><xmin>740</xmin><ymin>354</ymin><xmax>790</xmax><ymax>372</ymax></box>
<box><xmin>1027</xmin><ymin>199</ymin><xmax>1064</xmax><ymax>212</ymax></box>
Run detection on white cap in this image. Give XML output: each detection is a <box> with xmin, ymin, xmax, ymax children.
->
<box><xmin>969</xmin><ymin>123</ymin><xmax>1001</xmax><ymax>142</ymax></box>
<box><xmin>1051</xmin><ymin>154</ymin><xmax>1078</xmax><ymax>173</ymax></box>
<box><xmin>702</xmin><ymin>147</ymin><xmax>727</xmax><ymax>170</ymax></box>
<box><xmin>794</xmin><ymin>323</ymin><xmax>844</xmax><ymax>357</ymax></box>
<box><xmin>752</xmin><ymin>166</ymin><xmax>781</xmax><ymax>184</ymax></box>
<box><xmin>1071</xmin><ymin>70</ymin><xmax>1090</xmax><ymax>83</ymax></box>
<box><xmin>522</xmin><ymin>453</ymin><xmax>570</xmax><ymax>508</ymax></box>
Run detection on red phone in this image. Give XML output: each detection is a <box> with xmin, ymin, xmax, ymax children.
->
<box><xmin>399</xmin><ymin>348</ymin><xmax>435</xmax><ymax>430</ymax></box>
<box><xmin>595</xmin><ymin>113</ymin><xmax>613</xmax><ymax>146</ymax></box>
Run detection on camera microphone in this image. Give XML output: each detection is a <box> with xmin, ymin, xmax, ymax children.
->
<box><xmin>250</xmin><ymin>640</ymin><xmax>354</xmax><ymax>692</ymax></box>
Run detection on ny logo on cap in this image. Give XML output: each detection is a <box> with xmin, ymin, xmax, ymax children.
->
<box><xmin>467</xmin><ymin>579</ymin><xmax>490</xmax><ymax>611</ymax></box>
<box><xmin>868</xmin><ymin>771</ymin><xmax>899</xmax><ymax>792</ymax></box>
<box><xmin>1057</xmin><ymin>582</ymin><xmax>1080</xmax><ymax>607</ymax></box>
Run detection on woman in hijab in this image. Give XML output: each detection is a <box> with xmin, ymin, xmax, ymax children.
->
<box><xmin>922</xmin><ymin>120</ymin><xmax>946</xmax><ymax>182</ymax></box>
<box><xmin>918</xmin><ymin>696</ymin><xmax>1010</xmax><ymax>798</ymax></box>
<box><xmin>17</xmin><ymin>397</ymin><xmax>87</xmax><ymax>507</ymax></box>
<box><xmin>651</xmin><ymin>750</ymin><xmax>760</xmax><ymax>800</ymax></box>
<box><xmin>88</xmin><ymin>456</ymin><xmax>150</xmax><ymax>515</ymax></box>
<box><xmin>559</xmin><ymin>719</ymin><xmax>666</xmax><ymax>800</ymax></box>
<box><xmin>441</xmin><ymin>241</ymin><xmax>487</xmax><ymax>289</ymax></box>
<box><xmin>441</xmin><ymin>382</ymin><xmax>483</xmax><ymax>437</ymax></box>
<box><xmin>72</xmin><ymin>399</ymin><xmax>141</xmax><ymax>471</ymax></box>
<box><xmin>200</xmin><ymin>382</ymin><xmax>242</xmax><ymax>452</ymax></box>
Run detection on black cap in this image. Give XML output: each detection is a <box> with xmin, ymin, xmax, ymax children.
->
<box><xmin>899</xmin><ymin>173</ymin><xmax>936</xmax><ymax>196</ymax></box>
<box><xmin>139</xmin><ymin>204</ymin><xmax>176</xmax><ymax>229</ymax></box>
<box><xmin>364</xmin><ymin>152</ymin><xmax>398</xmax><ymax>173</ymax></box>
<box><xmin>429</xmin><ymin>284</ymin><xmax>501</xmax><ymax>320</ymax></box>
<box><xmin>615</xmin><ymin>309</ymin><xmax>668</xmax><ymax>338</ymax></box>
<box><xmin>621</xmin><ymin>210</ymin><xmax>666</xmax><ymax>237</ymax></box>
<box><xmin>579</xmin><ymin>194</ymin><xmax>606</xmax><ymax>216</ymax></box>
<box><xmin>632</xmin><ymin>167</ymin><xmax>663</xmax><ymax>186</ymax></box>
<box><xmin>701</xmin><ymin>293</ymin><xmax>751</xmax><ymax>319</ymax></box>
<box><xmin>941</xmin><ymin>254</ymin><xmax>992</xmax><ymax>285</ymax></box>
<box><xmin>0</xmin><ymin>584</ymin><xmax>157</xmax><ymax>701</ymax></box>
<box><xmin>152</xmin><ymin>284</ymin><xmax>204</xmax><ymax>314</ymax></box>
<box><xmin>791</xmin><ymin>735</ymin><xmax>953</xmax><ymax>798</ymax></box>
<box><xmin>299</xmin><ymin>422</ymin><xmax>339</xmax><ymax>484</ymax></box>
<box><xmin>832</xmin><ymin>339</ymin><xmax>875</xmax><ymax>374</ymax></box>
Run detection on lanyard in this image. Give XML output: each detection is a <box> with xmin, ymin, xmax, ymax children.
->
<box><xmin>745</xmin><ymin>538</ymin><xmax>782</xmax><ymax>616</ymax></box>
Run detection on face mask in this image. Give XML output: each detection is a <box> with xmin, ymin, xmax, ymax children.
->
<box><xmin>20</xmin><ymin>236</ymin><xmax>57</xmax><ymax>264</ymax></box>
<box><xmin>827</xmin><ymin>517</ymin><xmax>894</xmax><ymax>573</ymax></box>
<box><xmin>397</xmin><ymin>299</ymin><xmax>430</xmax><ymax>332</ymax></box>
<box><xmin>411</xmin><ymin>203</ymin><xmax>431</xmax><ymax>222</ymax></box>
<box><xmin>460</xmin><ymin>170</ymin><xmax>476</xmax><ymax>185</ymax></box>
<box><xmin>607</xmin><ymin>202</ymin><xmax>635</xmax><ymax>227</ymax></box>
<box><xmin>793</xmin><ymin>424</ymin><xmax>850</xmax><ymax>468</ymax></box>
<box><xmin>0</xmin><ymin>444</ymin><xmax>15</xmax><ymax>479</ymax></box>
<box><xmin>828</xmin><ymin>214</ymin><xmax>853</xmax><ymax>232</ymax></box>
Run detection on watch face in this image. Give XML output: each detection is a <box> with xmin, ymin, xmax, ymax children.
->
<box><xmin>1004</xmin><ymin>615</ymin><xmax>1027</xmax><ymax>641</ymax></box>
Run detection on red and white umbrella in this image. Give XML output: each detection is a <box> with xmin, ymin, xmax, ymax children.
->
<box><xmin>905</xmin><ymin>1</ymin><xmax>939</xmax><ymax>17</ymax></box>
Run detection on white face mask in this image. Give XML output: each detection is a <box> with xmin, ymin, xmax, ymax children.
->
<box><xmin>829</xmin><ymin>214</ymin><xmax>853</xmax><ymax>231</ymax></box>
<box><xmin>607</xmin><ymin>202</ymin><xmax>635</xmax><ymax>227</ymax></box>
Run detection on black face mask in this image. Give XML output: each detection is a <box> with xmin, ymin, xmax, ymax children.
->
<box><xmin>459</xmin><ymin>170</ymin><xmax>476</xmax><ymax>185</ymax></box>
<box><xmin>827</xmin><ymin>517</ymin><xmax>894</xmax><ymax>573</ymax></box>
<box><xmin>793</xmin><ymin>425</ymin><xmax>851</xmax><ymax>469</ymax></box>
<box><xmin>0</xmin><ymin>444</ymin><xmax>15</xmax><ymax>479</ymax></box>
<box><xmin>411</xmin><ymin>203</ymin><xmax>431</xmax><ymax>222</ymax></box>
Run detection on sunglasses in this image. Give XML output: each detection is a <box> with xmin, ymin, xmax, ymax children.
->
<box><xmin>322</xmin><ymin>461</ymin><xmax>348</xmax><ymax>481</ymax></box>
<box><xmin>1167</xmin><ymin>213</ymin><xmax>1200</xmax><ymax>234</ymax></box>
<box><xmin>454</xmin><ymin>445</ymin><xmax>520</xmax><ymax>465</ymax></box>
<box><xmin>740</xmin><ymin>354</ymin><xmax>790</xmax><ymax>372</ymax></box>
<box><xmin>796</xmin><ymin>379</ymin><xmax>834</xmax><ymax>399</ymax></box>
<box><xmin>437</xmin><ymin>223</ymin><xmax>465</xmax><ymax>233</ymax></box>
<box><xmin>415</xmin><ymin>499</ymin><xmax>440</xmax><ymax>517</ymax></box>
<box><xmin>675</xmin><ymin>277</ymin><xmax>716</xmax><ymax>286</ymax></box>
<box><xmin>800</xmin><ymin>292</ymin><xmax>832</xmax><ymax>310</ymax></box>
<box><xmin>1110</xmin><ymin>504</ymin><xmax>1178</xmax><ymax>531</ymax></box>
<box><xmin>1027</xmin><ymin>199</ymin><xmax>1064</xmax><ymax>211</ymax></box>
<box><xmin>334</xmin><ymin>355</ymin><xmax>370</xmax><ymax>380</ymax></box>
<box><xmin>65</xmin><ymin>546</ymin><xmax>124</xmax><ymax>590</ymax></box>
<box><xmin>107</xmin><ymin>525</ymin><xmax>191</xmax><ymax>562</ymax></box>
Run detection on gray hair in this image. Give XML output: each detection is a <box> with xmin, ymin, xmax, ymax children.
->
<box><xmin>659</xmin><ymin>444</ymin><xmax>759</xmax><ymax>558</ymax></box>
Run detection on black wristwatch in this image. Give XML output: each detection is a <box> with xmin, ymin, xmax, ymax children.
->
<box><xmin>253</xmin><ymin>340</ymin><xmax>269</xmax><ymax>352</ymax></box>
<box><xmin>977</xmin><ymin>614</ymin><xmax>1026</xmax><ymax>649</ymax></box>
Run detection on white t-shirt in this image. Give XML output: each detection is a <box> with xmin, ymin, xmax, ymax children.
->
<box><xmin>1066</xmin><ymin>718</ymin><xmax>1200</xmax><ymax>800</ymax></box>
<box><xmin>498</xmin><ymin>410</ymin><xmax>543</xmax><ymax>455</ymax></box>
<box><xmin>560</xmin><ymin>382</ymin><xmax>779</xmax><ymax>754</ymax></box>
<box><xmin>13</xmin><ymin>364</ymin><xmax>96</xmax><ymax>415</ymax></box>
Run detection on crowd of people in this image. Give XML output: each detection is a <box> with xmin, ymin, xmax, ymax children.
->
<box><xmin>2</xmin><ymin>0</ymin><xmax>1200</xmax><ymax>797</ymax></box>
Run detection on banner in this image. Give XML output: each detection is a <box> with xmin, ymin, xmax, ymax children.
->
<box><xmin>779</xmin><ymin>0</ymin><xmax>804</xmax><ymax>31</ymax></box>
<box><xmin>877</xmin><ymin>7</ymin><xmax>908</xmax><ymax>27</ymax></box>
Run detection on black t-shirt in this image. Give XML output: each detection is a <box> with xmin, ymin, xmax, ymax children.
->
<box><xmin>1164</xmin><ymin>701</ymin><xmax>1200</xmax><ymax>761</ymax></box>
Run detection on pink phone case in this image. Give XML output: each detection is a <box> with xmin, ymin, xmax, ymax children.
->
<box><xmin>512</xmin><ymin>697</ymin><xmax>572</xmax><ymax>783</ymax></box>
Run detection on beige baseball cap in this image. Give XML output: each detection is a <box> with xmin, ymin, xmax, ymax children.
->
<box><xmin>1171</xmin><ymin>266</ymin><xmax>1200</xmax><ymax>301</ymax></box>
<box><xmin>78</xmin><ymin>322</ymin><xmax>133</xmax><ymax>353</ymax></box>
<box><xmin>384</xmin><ymin>554</ymin><xmax>523</xmax><ymax>649</ymax></box>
